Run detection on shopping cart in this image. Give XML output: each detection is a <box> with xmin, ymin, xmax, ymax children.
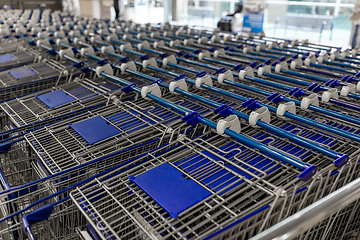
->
<box><xmin>24</xmin><ymin>88</ymin><xmax>216</xmax><ymax>174</ymax></box>
<box><xmin>0</xmin><ymin>47</ymin><xmax>40</xmax><ymax>72</ymax></box>
<box><xmin>113</xmin><ymin>26</ymin><xmax>360</xmax><ymax>96</ymax></box>
<box><xmin>0</xmin><ymin>133</ymin><xmax>187</xmax><ymax>239</ymax></box>
<box><xmin>0</xmin><ymin>76</ymin><xmax>126</xmax><ymax>188</ymax></box>
<box><xmin>0</xmin><ymin>96</ymin><xmax>206</xmax><ymax>239</ymax></box>
<box><xmin>66</xmin><ymin>23</ymin><xmax>360</xmax><ymax>163</ymax></box>
<box><xmin>0</xmin><ymin>76</ymin><xmax>122</xmax><ymax>132</ymax></box>
<box><xmin>65</xmin><ymin>31</ymin><xmax>360</xmax><ymax>173</ymax></box>
<box><xmin>0</xmin><ymin>91</ymin><xmax>208</xmax><ymax>239</ymax></box>
<box><xmin>87</xmin><ymin>27</ymin><xmax>360</xmax><ymax>104</ymax></box>
<box><xmin>2</xmin><ymin>14</ymin><xmax>360</xmax><ymax>240</ymax></box>
<box><xmin>67</xmin><ymin>37</ymin><xmax>359</xmax><ymax>172</ymax></box>
<box><xmin>246</xmin><ymin>167</ymin><xmax>360</xmax><ymax>240</ymax></box>
<box><xmin>162</xmin><ymin>54</ymin><xmax>360</xmax><ymax>121</ymax></box>
<box><xmin>0</xmin><ymin>58</ymin><xmax>73</xmax><ymax>101</ymax></box>
<box><xmin>23</xmin><ymin>56</ymin><xmax>356</xmax><ymax>240</ymax></box>
<box><xmin>67</xmin><ymin>129</ymin><xmax>349</xmax><ymax>240</ymax></box>
<box><xmin>0</xmin><ymin>41</ymin><xmax>24</xmax><ymax>54</ymax></box>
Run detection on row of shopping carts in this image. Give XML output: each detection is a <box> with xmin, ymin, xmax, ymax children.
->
<box><xmin>0</xmin><ymin>8</ymin><xmax>359</xmax><ymax>240</ymax></box>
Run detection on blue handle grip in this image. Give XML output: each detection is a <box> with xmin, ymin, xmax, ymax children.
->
<box><xmin>324</xmin><ymin>60</ymin><xmax>360</xmax><ymax>70</ymax></box>
<box><xmin>137</xmin><ymin>59</ymin><xmax>348</xmax><ymax>167</ymax></box>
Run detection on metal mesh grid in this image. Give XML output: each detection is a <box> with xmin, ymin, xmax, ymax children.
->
<box><xmin>70</xmin><ymin>132</ymin><xmax>303</xmax><ymax>240</ymax></box>
<box><xmin>0</xmin><ymin>51</ymin><xmax>35</xmax><ymax>69</ymax></box>
<box><xmin>239</xmin><ymin>77</ymin><xmax>360</xmax><ymax>118</ymax></box>
<box><xmin>0</xmin><ymin>16</ymin><xmax>360</xmax><ymax>240</ymax></box>
<box><xmin>0</xmin><ymin>42</ymin><xmax>20</xmax><ymax>54</ymax></box>
<box><xmin>24</xmin><ymin>91</ymin><xmax>215</xmax><ymax>175</ymax></box>
<box><xmin>202</xmin><ymin>160</ymin><xmax>360</xmax><ymax>240</ymax></box>
<box><xmin>0</xmin><ymin>123</ymin><xmax>204</xmax><ymax>240</ymax></box>
<box><xmin>0</xmin><ymin>77</ymin><xmax>122</xmax><ymax>128</ymax></box>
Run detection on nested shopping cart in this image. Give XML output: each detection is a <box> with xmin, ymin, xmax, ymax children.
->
<box><xmin>0</xmin><ymin>76</ymin><xmax>122</xmax><ymax>132</ymax></box>
<box><xmin>66</xmin><ymin>130</ymin><xmax>340</xmax><ymax>240</ymax></box>
<box><xmin>0</xmin><ymin>55</ymin><xmax>83</xmax><ymax>101</ymax></box>
<box><xmin>71</xmin><ymin>34</ymin><xmax>360</xmax><ymax>175</ymax></box>
<box><xmin>18</xmin><ymin>76</ymin><xmax>360</xmax><ymax>240</ymax></box>
<box><xmin>0</xmin><ymin>41</ymin><xmax>24</xmax><ymax>54</ymax></box>
<box><xmin>0</xmin><ymin>76</ymin><xmax>127</xmax><ymax>189</ymax></box>
<box><xmin>245</xmin><ymin>165</ymin><xmax>360</xmax><ymax>240</ymax></box>
<box><xmin>65</xmin><ymin>131</ymin><xmax>360</xmax><ymax>240</ymax></box>
<box><xmin>0</xmin><ymin>88</ymin><xmax>195</xmax><ymax>189</ymax></box>
<box><xmin>117</xmin><ymin>61</ymin><xmax>357</xmax><ymax>167</ymax></box>
<box><xmin>0</xmin><ymin>91</ymin><xmax>210</xmax><ymax>238</ymax></box>
<box><xmin>159</xmin><ymin>53</ymin><xmax>360</xmax><ymax>123</ymax></box>
<box><xmin>24</xmin><ymin>89</ymin><xmax>216</xmax><ymax>174</ymax></box>
<box><xmin>0</xmin><ymin>103</ymin><xmax>204</xmax><ymax>240</ymax></box>
<box><xmin>0</xmin><ymin>47</ymin><xmax>41</xmax><ymax>72</ymax></box>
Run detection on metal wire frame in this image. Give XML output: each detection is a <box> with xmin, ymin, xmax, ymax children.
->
<box><xmin>0</xmin><ymin>50</ymin><xmax>37</xmax><ymax>71</ymax></box>
<box><xmin>0</xmin><ymin>41</ymin><xmax>22</xmax><ymax>54</ymax></box>
<box><xmin>0</xmin><ymin>78</ymin><xmax>150</xmax><ymax>190</ymax></box>
<box><xmin>0</xmin><ymin>56</ymin><xmax>85</xmax><ymax>102</ymax></box>
<box><xmin>24</xmin><ymin>90</ymin><xmax>215</xmax><ymax>175</ymax></box>
<box><xmin>0</xmin><ymin>123</ymin><xmax>203</xmax><ymax>240</ymax></box>
<box><xmin>0</xmin><ymin>141</ymin><xmax>33</xmax><ymax>189</ymax></box>
<box><xmin>292</xmin><ymin>202</ymin><xmax>360</xmax><ymax>240</ymax></box>
<box><xmin>70</xmin><ymin>131</ymin><xmax>323</xmax><ymax>240</ymax></box>
<box><xmin>286</xmin><ymin>160</ymin><xmax>360</xmax><ymax>240</ymax></box>
<box><xmin>23</xmin><ymin>199</ymin><xmax>89</xmax><ymax>240</ymax></box>
<box><xmin>8</xmin><ymin>23</ymin><xmax>360</xmax><ymax>240</ymax></box>
<box><xmin>0</xmin><ymin>77</ymin><xmax>122</xmax><ymax>129</ymax></box>
<box><xmin>141</xmin><ymin>65</ymin><xmax>360</xmax><ymax>166</ymax></box>
<box><xmin>202</xmin><ymin>158</ymin><xmax>360</xmax><ymax>240</ymax></box>
<box><xmin>241</xmin><ymin>72</ymin><xmax>360</xmax><ymax>106</ymax></box>
<box><xmin>123</xmin><ymin>68</ymin><xmax>355</xmax><ymax>172</ymax></box>
<box><xmin>115</xmin><ymin>67</ymin><xmax>360</xmax><ymax>239</ymax></box>
<box><xmin>0</xmin><ymin>62</ymin><xmax>61</xmax><ymax>87</ymax></box>
<box><xmin>238</xmin><ymin>76</ymin><xmax>360</xmax><ymax>119</ymax></box>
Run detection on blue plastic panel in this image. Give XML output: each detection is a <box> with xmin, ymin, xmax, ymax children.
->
<box><xmin>130</xmin><ymin>163</ymin><xmax>211</xmax><ymax>218</ymax></box>
<box><xmin>9</xmin><ymin>67</ymin><xmax>37</xmax><ymax>80</ymax></box>
<box><xmin>69</xmin><ymin>116</ymin><xmax>121</xmax><ymax>145</ymax></box>
<box><xmin>0</xmin><ymin>54</ymin><xmax>14</xmax><ymax>63</ymax></box>
<box><xmin>36</xmin><ymin>90</ymin><xmax>77</xmax><ymax>109</ymax></box>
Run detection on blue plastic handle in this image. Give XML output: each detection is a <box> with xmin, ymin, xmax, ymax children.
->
<box><xmin>101</xmin><ymin>63</ymin><xmax>316</xmax><ymax>179</ymax></box>
<box><xmin>166</xmin><ymin>56</ymin><xmax>360</xmax><ymax>129</ymax></box>
<box><xmin>202</xmin><ymin>118</ymin><xmax>316</xmax><ymax>181</ymax></box>
<box><xmin>278</xmin><ymin>68</ymin><xmax>330</xmax><ymax>83</ymax></box>
<box><xmin>324</xmin><ymin>60</ymin><xmax>360</xmax><ymax>70</ymax></box>
<box><xmin>231</xmin><ymin>48</ymin><xmax>283</xmax><ymax>59</ymax></box>
<box><xmin>130</xmin><ymin>60</ymin><xmax>346</xmax><ymax>167</ymax></box>
<box><xmin>272</xmin><ymin>47</ymin><xmax>307</xmax><ymax>54</ymax></box>
<box><xmin>226</xmin><ymin>51</ymin><xmax>269</xmax><ymax>61</ymax></box>
<box><xmin>335</xmin><ymin>57</ymin><xmax>360</xmax><ymax>65</ymax></box>
<box><xmin>262</xmin><ymin>49</ymin><xmax>293</xmax><ymax>57</ymax></box>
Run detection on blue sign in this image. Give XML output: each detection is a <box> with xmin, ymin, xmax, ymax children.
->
<box><xmin>243</xmin><ymin>13</ymin><xmax>264</xmax><ymax>33</ymax></box>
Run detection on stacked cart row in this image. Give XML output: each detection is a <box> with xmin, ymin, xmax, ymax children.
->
<box><xmin>0</xmin><ymin>8</ymin><xmax>359</xmax><ymax>240</ymax></box>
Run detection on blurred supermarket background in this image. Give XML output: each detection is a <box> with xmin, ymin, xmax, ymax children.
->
<box><xmin>2</xmin><ymin>0</ymin><xmax>354</xmax><ymax>47</ymax></box>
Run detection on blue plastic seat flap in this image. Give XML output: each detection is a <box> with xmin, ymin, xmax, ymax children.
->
<box><xmin>0</xmin><ymin>54</ymin><xmax>15</xmax><ymax>63</ymax></box>
<box><xmin>36</xmin><ymin>90</ymin><xmax>77</xmax><ymax>109</ymax></box>
<box><xmin>130</xmin><ymin>163</ymin><xmax>212</xmax><ymax>218</ymax></box>
<box><xmin>9</xmin><ymin>67</ymin><xmax>37</xmax><ymax>80</ymax></box>
<box><xmin>69</xmin><ymin>116</ymin><xmax>122</xmax><ymax>145</ymax></box>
